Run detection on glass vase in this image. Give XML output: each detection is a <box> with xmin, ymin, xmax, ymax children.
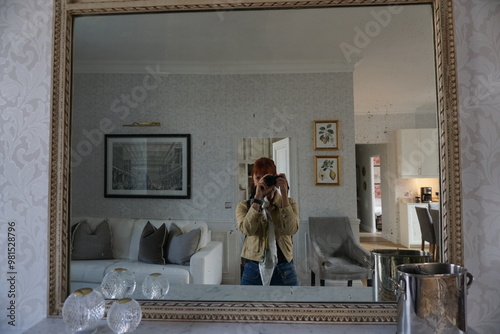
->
<box><xmin>101</xmin><ymin>268</ymin><xmax>136</xmax><ymax>299</ymax></box>
<box><xmin>141</xmin><ymin>273</ymin><xmax>170</xmax><ymax>299</ymax></box>
<box><xmin>62</xmin><ymin>287</ymin><xmax>105</xmax><ymax>334</ymax></box>
<box><xmin>107</xmin><ymin>298</ymin><xmax>142</xmax><ymax>334</ymax></box>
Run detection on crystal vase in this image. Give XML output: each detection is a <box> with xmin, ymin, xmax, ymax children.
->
<box><xmin>101</xmin><ymin>268</ymin><xmax>136</xmax><ymax>299</ymax></box>
<box><xmin>141</xmin><ymin>273</ymin><xmax>170</xmax><ymax>299</ymax></box>
<box><xmin>62</xmin><ymin>287</ymin><xmax>105</xmax><ymax>334</ymax></box>
<box><xmin>107</xmin><ymin>298</ymin><xmax>142</xmax><ymax>333</ymax></box>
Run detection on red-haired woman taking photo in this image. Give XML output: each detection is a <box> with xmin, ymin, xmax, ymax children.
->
<box><xmin>235</xmin><ymin>157</ymin><xmax>299</xmax><ymax>286</ymax></box>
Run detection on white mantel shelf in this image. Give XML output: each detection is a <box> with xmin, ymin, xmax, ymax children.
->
<box><xmin>25</xmin><ymin>318</ymin><xmax>397</xmax><ymax>333</ymax></box>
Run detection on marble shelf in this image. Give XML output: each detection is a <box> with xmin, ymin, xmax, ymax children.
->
<box><xmin>24</xmin><ymin>317</ymin><xmax>397</xmax><ymax>334</ymax></box>
<box><xmin>131</xmin><ymin>284</ymin><xmax>377</xmax><ymax>302</ymax></box>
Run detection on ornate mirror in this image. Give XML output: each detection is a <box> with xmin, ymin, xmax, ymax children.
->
<box><xmin>49</xmin><ymin>0</ymin><xmax>461</xmax><ymax>323</ymax></box>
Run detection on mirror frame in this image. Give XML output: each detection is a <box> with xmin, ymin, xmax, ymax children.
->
<box><xmin>48</xmin><ymin>0</ymin><xmax>461</xmax><ymax>324</ymax></box>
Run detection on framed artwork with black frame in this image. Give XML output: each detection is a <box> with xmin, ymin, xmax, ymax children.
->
<box><xmin>105</xmin><ymin>134</ymin><xmax>191</xmax><ymax>198</ymax></box>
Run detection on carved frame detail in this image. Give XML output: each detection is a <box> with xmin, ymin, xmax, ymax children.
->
<box><xmin>49</xmin><ymin>0</ymin><xmax>461</xmax><ymax>324</ymax></box>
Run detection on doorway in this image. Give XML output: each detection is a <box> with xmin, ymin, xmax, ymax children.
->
<box><xmin>372</xmin><ymin>156</ymin><xmax>382</xmax><ymax>232</ymax></box>
<box><xmin>355</xmin><ymin>144</ymin><xmax>387</xmax><ymax>233</ymax></box>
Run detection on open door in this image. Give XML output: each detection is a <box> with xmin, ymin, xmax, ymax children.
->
<box><xmin>273</xmin><ymin>137</ymin><xmax>291</xmax><ymax>197</ymax></box>
<box><xmin>273</xmin><ymin>138</ymin><xmax>290</xmax><ymax>179</ymax></box>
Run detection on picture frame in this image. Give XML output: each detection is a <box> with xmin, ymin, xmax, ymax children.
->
<box><xmin>105</xmin><ymin>134</ymin><xmax>191</xmax><ymax>198</ymax></box>
<box><xmin>314</xmin><ymin>120</ymin><xmax>339</xmax><ymax>150</ymax></box>
<box><xmin>315</xmin><ymin>155</ymin><xmax>340</xmax><ymax>186</ymax></box>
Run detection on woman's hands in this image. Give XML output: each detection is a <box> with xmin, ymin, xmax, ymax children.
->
<box><xmin>275</xmin><ymin>173</ymin><xmax>289</xmax><ymax>196</ymax></box>
<box><xmin>254</xmin><ymin>173</ymin><xmax>289</xmax><ymax>205</ymax></box>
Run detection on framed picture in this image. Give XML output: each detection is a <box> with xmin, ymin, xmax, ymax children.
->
<box><xmin>314</xmin><ymin>120</ymin><xmax>339</xmax><ymax>150</ymax></box>
<box><xmin>315</xmin><ymin>155</ymin><xmax>340</xmax><ymax>186</ymax></box>
<box><xmin>105</xmin><ymin>134</ymin><xmax>191</xmax><ymax>198</ymax></box>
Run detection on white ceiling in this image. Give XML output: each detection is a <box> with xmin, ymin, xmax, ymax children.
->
<box><xmin>73</xmin><ymin>5</ymin><xmax>437</xmax><ymax>115</ymax></box>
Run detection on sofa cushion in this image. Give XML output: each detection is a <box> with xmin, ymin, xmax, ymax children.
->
<box><xmin>71</xmin><ymin>219</ymin><xmax>114</xmax><ymax>260</ymax></box>
<box><xmin>72</xmin><ymin>217</ymin><xmax>136</xmax><ymax>259</ymax></box>
<box><xmin>138</xmin><ymin>222</ymin><xmax>168</xmax><ymax>264</ymax></box>
<box><xmin>128</xmin><ymin>220</ymin><xmax>209</xmax><ymax>260</ymax></box>
<box><xmin>166</xmin><ymin>223</ymin><xmax>201</xmax><ymax>265</ymax></box>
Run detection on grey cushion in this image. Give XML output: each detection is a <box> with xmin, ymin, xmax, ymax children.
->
<box><xmin>72</xmin><ymin>219</ymin><xmax>114</xmax><ymax>260</ymax></box>
<box><xmin>138</xmin><ymin>221</ymin><xmax>168</xmax><ymax>264</ymax></box>
<box><xmin>166</xmin><ymin>223</ymin><xmax>201</xmax><ymax>265</ymax></box>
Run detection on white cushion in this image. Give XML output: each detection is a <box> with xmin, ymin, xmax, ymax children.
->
<box><xmin>106</xmin><ymin>261</ymin><xmax>191</xmax><ymax>284</ymax></box>
<box><xmin>70</xmin><ymin>259</ymin><xmax>121</xmax><ymax>284</ymax></box>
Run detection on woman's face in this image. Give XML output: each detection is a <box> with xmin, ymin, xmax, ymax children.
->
<box><xmin>252</xmin><ymin>172</ymin><xmax>264</xmax><ymax>186</ymax></box>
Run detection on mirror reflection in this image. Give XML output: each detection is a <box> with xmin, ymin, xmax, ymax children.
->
<box><xmin>70</xmin><ymin>4</ymin><xmax>439</xmax><ymax>303</ymax></box>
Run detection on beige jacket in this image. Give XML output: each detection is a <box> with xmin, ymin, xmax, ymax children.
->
<box><xmin>235</xmin><ymin>191</ymin><xmax>299</xmax><ymax>263</ymax></box>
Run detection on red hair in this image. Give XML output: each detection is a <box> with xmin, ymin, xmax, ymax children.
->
<box><xmin>252</xmin><ymin>157</ymin><xmax>277</xmax><ymax>176</ymax></box>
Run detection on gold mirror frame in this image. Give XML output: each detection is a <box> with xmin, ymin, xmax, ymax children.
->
<box><xmin>49</xmin><ymin>0</ymin><xmax>461</xmax><ymax>323</ymax></box>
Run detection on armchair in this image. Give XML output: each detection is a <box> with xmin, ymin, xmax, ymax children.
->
<box><xmin>308</xmin><ymin>216</ymin><xmax>372</xmax><ymax>287</ymax></box>
<box><xmin>415</xmin><ymin>207</ymin><xmax>438</xmax><ymax>261</ymax></box>
<box><xmin>429</xmin><ymin>208</ymin><xmax>441</xmax><ymax>261</ymax></box>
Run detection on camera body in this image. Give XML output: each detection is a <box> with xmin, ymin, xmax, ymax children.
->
<box><xmin>263</xmin><ymin>175</ymin><xmax>282</xmax><ymax>187</ymax></box>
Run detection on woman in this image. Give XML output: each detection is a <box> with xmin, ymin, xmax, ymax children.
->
<box><xmin>235</xmin><ymin>157</ymin><xmax>299</xmax><ymax>286</ymax></box>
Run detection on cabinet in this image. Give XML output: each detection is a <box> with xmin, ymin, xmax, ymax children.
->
<box><xmin>397</xmin><ymin>129</ymin><xmax>439</xmax><ymax>178</ymax></box>
<box><xmin>399</xmin><ymin>203</ymin><xmax>427</xmax><ymax>248</ymax></box>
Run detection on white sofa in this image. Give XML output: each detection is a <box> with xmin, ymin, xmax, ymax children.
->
<box><xmin>70</xmin><ymin>217</ymin><xmax>223</xmax><ymax>291</ymax></box>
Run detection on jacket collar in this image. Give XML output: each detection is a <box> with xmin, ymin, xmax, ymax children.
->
<box><xmin>266</xmin><ymin>190</ymin><xmax>283</xmax><ymax>208</ymax></box>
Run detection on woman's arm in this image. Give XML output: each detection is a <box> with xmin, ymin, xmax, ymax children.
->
<box><xmin>235</xmin><ymin>200</ymin><xmax>264</xmax><ymax>236</ymax></box>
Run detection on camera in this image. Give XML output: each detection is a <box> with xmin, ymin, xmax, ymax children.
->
<box><xmin>263</xmin><ymin>175</ymin><xmax>282</xmax><ymax>187</ymax></box>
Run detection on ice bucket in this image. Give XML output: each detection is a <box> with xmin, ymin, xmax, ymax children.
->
<box><xmin>371</xmin><ymin>249</ymin><xmax>432</xmax><ymax>302</ymax></box>
<box><xmin>395</xmin><ymin>263</ymin><xmax>473</xmax><ymax>334</ymax></box>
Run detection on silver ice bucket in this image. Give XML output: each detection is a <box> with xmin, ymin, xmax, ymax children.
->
<box><xmin>395</xmin><ymin>263</ymin><xmax>473</xmax><ymax>334</ymax></box>
<box><xmin>371</xmin><ymin>249</ymin><xmax>432</xmax><ymax>302</ymax></box>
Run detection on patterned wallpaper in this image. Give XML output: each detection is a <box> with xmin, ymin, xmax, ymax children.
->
<box><xmin>0</xmin><ymin>0</ymin><xmax>498</xmax><ymax>332</ymax></box>
<box><xmin>455</xmin><ymin>0</ymin><xmax>500</xmax><ymax>333</ymax></box>
<box><xmin>0</xmin><ymin>0</ymin><xmax>52</xmax><ymax>331</ymax></box>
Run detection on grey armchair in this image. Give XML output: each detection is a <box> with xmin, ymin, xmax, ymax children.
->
<box><xmin>415</xmin><ymin>206</ymin><xmax>438</xmax><ymax>261</ymax></box>
<box><xmin>429</xmin><ymin>208</ymin><xmax>441</xmax><ymax>261</ymax></box>
<box><xmin>308</xmin><ymin>216</ymin><xmax>372</xmax><ymax>287</ymax></box>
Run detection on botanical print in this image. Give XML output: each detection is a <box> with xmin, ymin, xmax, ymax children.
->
<box><xmin>314</xmin><ymin>120</ymin><xmax>339</xmax><ymax>149</ymax></box>
<box><xmin>315</xmin><ymin>156</ymin><xmax>340</xmax><ymax>185</ymax></box>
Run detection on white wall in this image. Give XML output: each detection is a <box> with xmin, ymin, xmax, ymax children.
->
<box><xmin>0</xmin><ymin>0</ymin><xmax>499</xmax><ymax>332</ymax></box>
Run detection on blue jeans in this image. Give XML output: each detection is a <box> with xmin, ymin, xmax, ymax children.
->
<box><xmin>241</xmin><ymin>260</ymin><xmax>299</xmax><ymax>286</ymax></box>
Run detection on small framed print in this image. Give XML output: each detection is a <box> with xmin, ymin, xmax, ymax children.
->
<box><xmin>314</xmin><ymin>120</ymin><xmax>339</xmax><ymax>150</ymax></box>
<box><xmin>315</xmin><ymin>155</ymin><xmax>340</xmax><ymax>186</ymax></box>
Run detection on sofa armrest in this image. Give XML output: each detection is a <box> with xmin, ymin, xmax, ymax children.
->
<box><xmin>189</xmin><ymin>241</ymin><xmax>223</xmax><ymax>284</ymax></box>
